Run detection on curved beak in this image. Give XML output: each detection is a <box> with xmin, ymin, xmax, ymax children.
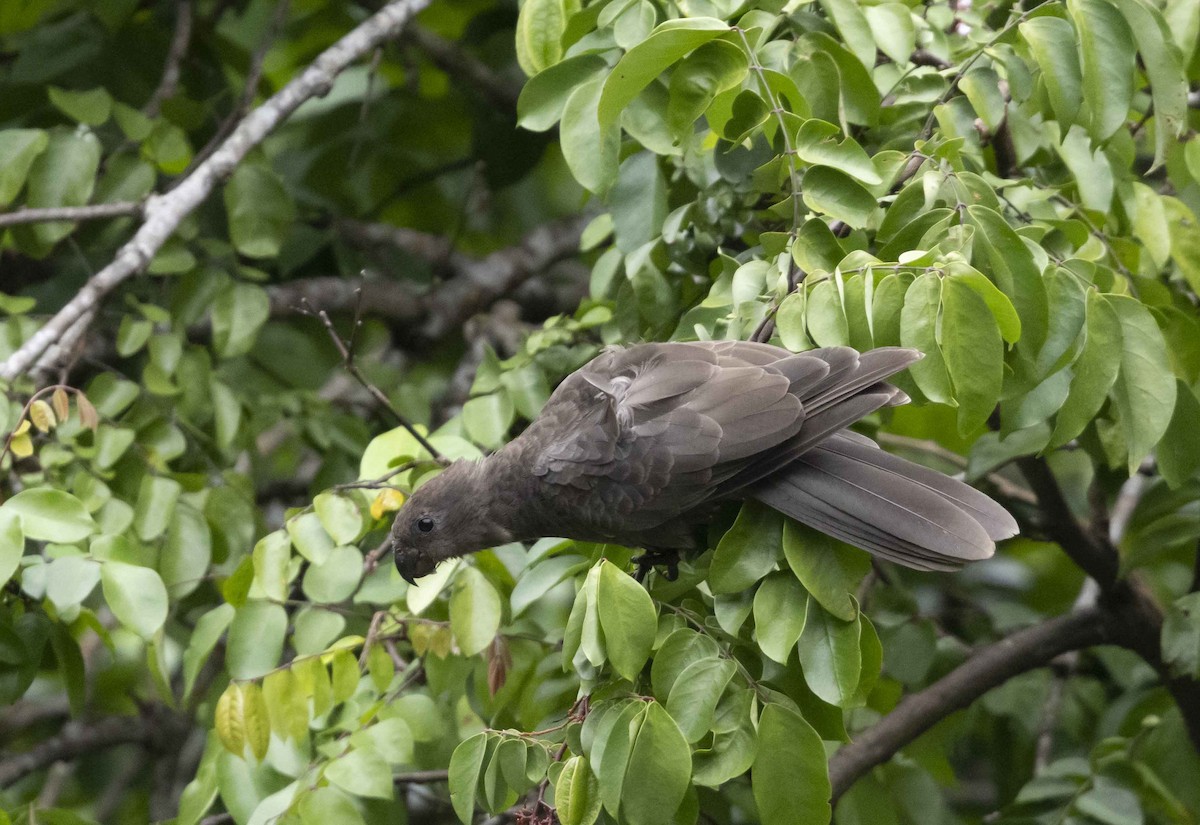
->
<box><xmin>395</xmin><ymin>548</ymin><xmax>436</xmax><ymax>585</ymax></box>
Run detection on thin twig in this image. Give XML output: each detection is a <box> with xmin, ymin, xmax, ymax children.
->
<box><xmin>303</xmin><ymin>297</ymin><xmax>446</xmax><ymax>463</ymax></box>
<box><xmin>0</xmin><ymin>202</ymin><xmax>143</xmax><ymax>229</ymax></box>
<box><xmin>143</xmin><ymin>0</ymin><xmax>194</xmax><ymax>117</ymax></box>
<box><xmin>185</xmin><ymin>0</ymin><xmax>291</xmax><ymax>175</ymax></box>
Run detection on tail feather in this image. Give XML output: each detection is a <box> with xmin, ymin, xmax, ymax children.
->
<box><xmin>752</xmin><ymin>434</ymin><xmax>1016</xmax><ymax>571</ymax></box>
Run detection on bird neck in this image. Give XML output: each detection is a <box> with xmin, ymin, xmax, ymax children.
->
<box><xmin>475</xmin><ymin>442</ymin><xmax>542</xmax><ymax>544</ymax></box>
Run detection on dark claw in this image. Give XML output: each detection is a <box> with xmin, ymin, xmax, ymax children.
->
<box><xmin>633</xmin><ymin>548</ymin><xmax>680</xmax><ymax>583</ymax></box>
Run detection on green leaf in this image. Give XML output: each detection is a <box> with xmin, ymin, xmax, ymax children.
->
<box><xmin>0</xmin><ymin>129</ymin><xmax>48</xmax><ymax>206</ymax></box>
<box><xmin>12</xmin><ymin>129</ymin><xmax>101</xmax><ymax>254</ymax></box>
<box><xmin>620</xmin><ymin>702</ymin><xmax>692</xmax><ymax>825</ymax></box>
<box><xmin>1162</xmin><ymin>196</ymin><xmax>1200</xmax><ymax>296</ymax></box>
<box><xmin>1020</xmin><ymin>17</ymin><xmax>1083</xmax><ymax>126</ymax></box>
<box><xmin>782</xmin><ymin>521</ymin><xmax>869</xmax><ymax>622</ymax></box>
<box><xmin>667</xmin><ymin>39</ymin><xmax>749</xmax><ymax>140</ymax></box>
<box><xmin>325</xmin><ymin>745</ymin><xmax>394</xmax><ymax>800</ymax></box>
<box><xmin>561</xmin><ymin>76</ymin><xmax>620</xmax><ymax>194</ymax></box>
<box><xmin>967</xmin><ymin>205</ymin><xmax>1049</xmax><ymax>355</ymax></box>
<box><xmin>299</xmin><ymin>787</ymin><xmax>366</xmax><ymax>825</ymax></box>
<box><xmin>794</xmin><ymin>120</ymin><xmax>881</xmax><ymax>185</ymax></box>
<box><xmin>598</xmin><ymin>18</ymin><xmax>729</xmax><ymax>128</ymax></box>
<box><xmin>46</xmin><ymin>556</ymin><xmax>100</xmax><ymax>614</ymax></box>
<box><xmin>0</xmin><ymin>510</ymin><xmax>23</xmax><ymax>588</ymax></box>
<box><xmin>1035</xmin><ymin>268</ymin><xmax>1086</xmax><ymax>376</ymax></box>
<box><xmin>49</xmin><ymin>622</ymin><xmax>85</xmax><ymax>715</ymax></box>
<box><xmin>47</xmin><ymin>86</ymin><xmax>113</xmax><ymax>125</ymax></box>
<box><xmin>251</xmin><ymin>530</ymin><xmax>291</xmax><ymax>602</ymax></box>
<box><xmin>183</xmin><ymin>604</ymin><xmax>234</xmax><ymax>700</ymax></box>
<box><xmin>449</xmin><ymin>732</ymin><xmax>488</xmax><ymax>824</ymax></box>
<box><xmin>752</xmin><ymin>703</ymin><xmax>832</xmax><ymax>825</ymax></box>
<box><xmin>864</xmin><ymin>4</ymin><xmax>915</xmax><ymax>64</ymax></box>
<box><xmin>651</xmin><ymin>628</ymin><xmax>720</xmax><ymax>699</ymax></box>
<box><xmin>899</xmin><ymin>272</ymin><xmax>952</xmax><ymax>404</ymax></box>
<box><xmin>450</xmin><ymin>566</ymin><xmax>502</xmax><ymax>656</ymax></box>
<box><xmin>223</xmin><ymin>164</ymin><xmax>295</xmax><ymax>259</ymax></box>
<box><xmin>611</xmin><ymin>151</ymin><xmax>667</xmax><ymax>253</ymax></box>
<box><xmin>801</xmin><ymin>166</ymin><xmax>877</xmax><ymax>227</ymax></box>
<box><xmin>211</xmin><ymin>282</ymin><xmax>270</xmax><ymax>358</ymax></box>
<box><xmin>518</xmin><ymin>55</ymin><xmax>608</xmax><ymax>132</ymax></box>
<box><xmin>101</xmin><ymin>561</ymin><xmax>169</xmax><ymax>639</ymax></box>
<box><xmin>463</xmin><ymin>392</ymin><xmax>515</xmax><ymax>448</ymax></box>
<box><xmin>818</xmin><ymin>0</ymin><xmax>877</xmax><ymax>68</ymax></box>
<box><xmin>515</xmin><ymin>0</ymin><xmax>569</xmax><ymax>77</ymax></box>
<box><xmin>2</xmin><ymin>488</ymin><xmax>94</xmax><ymax>543</ymax></box>
<box><xmin>753</xmin><ymin>572</ymin><xmax>808</xmax><ymax>664</ymax></box>
<box><xmin>953</xmin><ymin>267</ymin><xmax>1022</xmax><ymax>346</ymax></box>
<box><xmin>302</xmin><ymin>545</ymin><xmax>363</xmax><ymax>604</ymax></box>
<box><xmin>666</xmin><ymin>657</ymin><xmax>736</xmax><ymax>742</ymax></box>
<box><xmin>777</xmin><ymin>289</ymin><xmax>810</xmax><ymax>352</ymax></box>
<box><xmin>710</xmin><ymin>501</ymin><xmax>783</xmax><ymax>594</ymax></box>
<box><xmin>596</xmin><ymin>559</ymin><xmax>656</xmax><ymax>680</ymax></box>
<box><xmin>1158</xmin><ymin>383</ymin><xmax>1200</xmax><ymax>487</ymax></box>
<box><xmin>1069</xmin><ymin>0</ymin><xmax>1135</xmax><ymax>141</ymax></box>
<box><xmin>177</xmin><ymin>735</ymin><xmax>221</xmax><ymax>825</ymax></box>
<box><xmin>1074</xmin><ymin>777</ymin><xmax>1144</xmax><ymax>825</ymax></box>
<box><xmin>313</xmin><ymin>492</ymin><xmax>362</xmax><ymax>546</ymax></box>
<box><xmin>133</xmin><ymin>475</ymin><xmax>182</xmax><ymax>542</ymax></box>
<box><xmin>226</xmin><ymin>601</ymin><xmax>286</xmax><ymax>679</ymax></box>
<box><xmin>287</xmin><ymin>512</ymin><xmax>335</xmax><ymax>565</ymax></box>
<box><xmin>1162</xmin><ymin>592</ymin><xmax>1200</xmax><ymax>678</ymax></box>
<box><xmin>1108</xmin><ymin>0</ymin><xmax>1188</xmax><ymax>167</ymax></box>
<box><xmin>942</xmin><ymin>275</ymin><xmax>1004</xmax><ymax>433</ymax></box>
<box><xmin>554</xmin><ymin>755</ymin><xmax>603</xmax><ymax>825</ymax></box>
<box><xmin>797</xmin><ymin>596</ymin><xmax>862</xmax><ymax>707</ymax></box>
<box><xmin>1107</xmin><ymin>295</ymin><xmax>1176</xmax><ymax>474</ymax></box>
<box><xmin>1049</xmin><ymin>291</ymin><xmax>1123</xmax><ymax>449</ymax></box>
<box><xmin>806</xmin><ymin>279</ymin><xmax>850</xmax><ymax>348</ymax></box>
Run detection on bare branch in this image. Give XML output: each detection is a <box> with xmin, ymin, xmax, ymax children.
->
<box><xmin>305</xmin><ymin>301</ymin><xmax>446</xmax><ymax>463</ymax></box>
<box><xmin>404</xmin><ymin>26</ymin><xmax>520</xmax><ymax>115</ymax></box>
<box><xmin>829</xmin><ymin>607</ymin><xmax>1110</xmax><ymax>800</ymax></box>
<box><xmin>0</xmin><ymin>716</ymin><xmax>153</xmax><ymax>787</ymax></box>
<box><xmin>143</xmin><ymin>0</ymin><xmax>194</xmax><ymax>117</ymax></box>
<box><xmin>0</xmin><ymin>202</ymin><xmax>143</xmax><ymax>229</ymax></box>
<box><xmin>336</xmin><ymin>218</ymin><xmax>465</xmax><ymax>267</ymax></box>
<box><xmin>1017</xmin><ymin>456</ymin><xmax>1119</xmax><ymax>589</ymax></box>
<box><xmin>0</xmin><ymin>0</ymin><xmax>433</xmax><ymax>384</ymax></box>
<box><xmin>268</xmin><ymin>215</ymin><xmax>588</xmax><ymax>344</ymax></box>
<box><xmin>185</xmin><ymin>0</ymin><xmax>291</xmax><ymax>174</ymax></box>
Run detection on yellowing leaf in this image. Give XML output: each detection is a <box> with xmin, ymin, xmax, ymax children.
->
<box><xmin>241</xmin><ymin>682</ymin><xmax>270</xmax><ymax>761</ymax></box>
<box><xmin>51</xmin><ymin>388</ymin><xmax>69</xmax><ymax>422</ymax></box>
<box><xmin>29</xmin><ymin>399</ymin><xmax>55</xmax><ymax>432</ymax></box>
<box><xmin>370</xmin><ymin>488</ymin><xmax>406</xmax><ymax>520</ymax></box>
<box><xmin>215</xmin><ymin>683</ymin><xmax>246</xmax><ymax>756</ymax></box>
<box><xmin>10</xmin><ymin>433</ymin><xmax>32</xmax><ymax>459</ymax></box>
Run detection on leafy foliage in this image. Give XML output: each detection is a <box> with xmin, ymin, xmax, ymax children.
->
<box><xmin>0</xmin><ymin>1</ymin><xmax>1199</xmax><ymax>824</ymax></box>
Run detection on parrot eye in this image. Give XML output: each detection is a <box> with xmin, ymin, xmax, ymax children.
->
<box><xmin>415</xmin><ymin>516</ymin><xmax>435</xmax><ymax>534</ymax></box>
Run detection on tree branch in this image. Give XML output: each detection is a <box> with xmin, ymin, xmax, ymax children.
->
<box><xmin>829</xmin><ymin>607</ymin><xmax>1110</xmax><ymax>801</ymax></box>
<box><xmin>143</xmin><ymin>0</ymin><xmax>194</xmax><ymax>117</ymax></box>
<box><xmin>0</xmin><ymin>716</ymin><xmax>153</xmax><ymax>788</ymax></box>
<box><xmin>0</xmin><ymin>202</ymin><xmax>143</xmax><ymax>229</ymax></box>
<box><xmin>404</xmin><ymin>26</ymin><xmax>520</xmax><ymax>115</ymax></box>
<box><xmin>0</xmin><ymin>0</ymin><xmax>433</xmax><ymax>384</ymax></box>
<box><xmin>268</xmin><ymin>215</ymin><xmax>588</xmax><ymax>344</ymax></box>
<box><xmin>1017</xmin><ymin>456</ymin><xmax>1118</xmax><ymax>589</ymax></box>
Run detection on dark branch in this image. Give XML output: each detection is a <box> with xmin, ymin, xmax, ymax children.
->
<box><xmin>829</xmin><ymin>607</ymin><xmax>1110</xmax><ymax>800</ymax></box>
<box><xmin>1017</xmin><ymin>456</ymin><xmax>1119</xmax><ymax>589</ymax></box>
<box><xmin>143</xmin><ymin>0</ymin><xmax>194</xmax><ymax>117</ymax></box>
<box><xmin>270</xmin><ymin>215</ymin><xmax>588</xmax><ymax>345</ymax></box>
<box><xmin>404</xmin><ymin>26</ymin><xmax>520</xmax><ymax>115</ymax></box>
<box><xmin>0</xmin><ymin>716</ymin><xmax>153</xmax><ymax>787</ymax></box>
